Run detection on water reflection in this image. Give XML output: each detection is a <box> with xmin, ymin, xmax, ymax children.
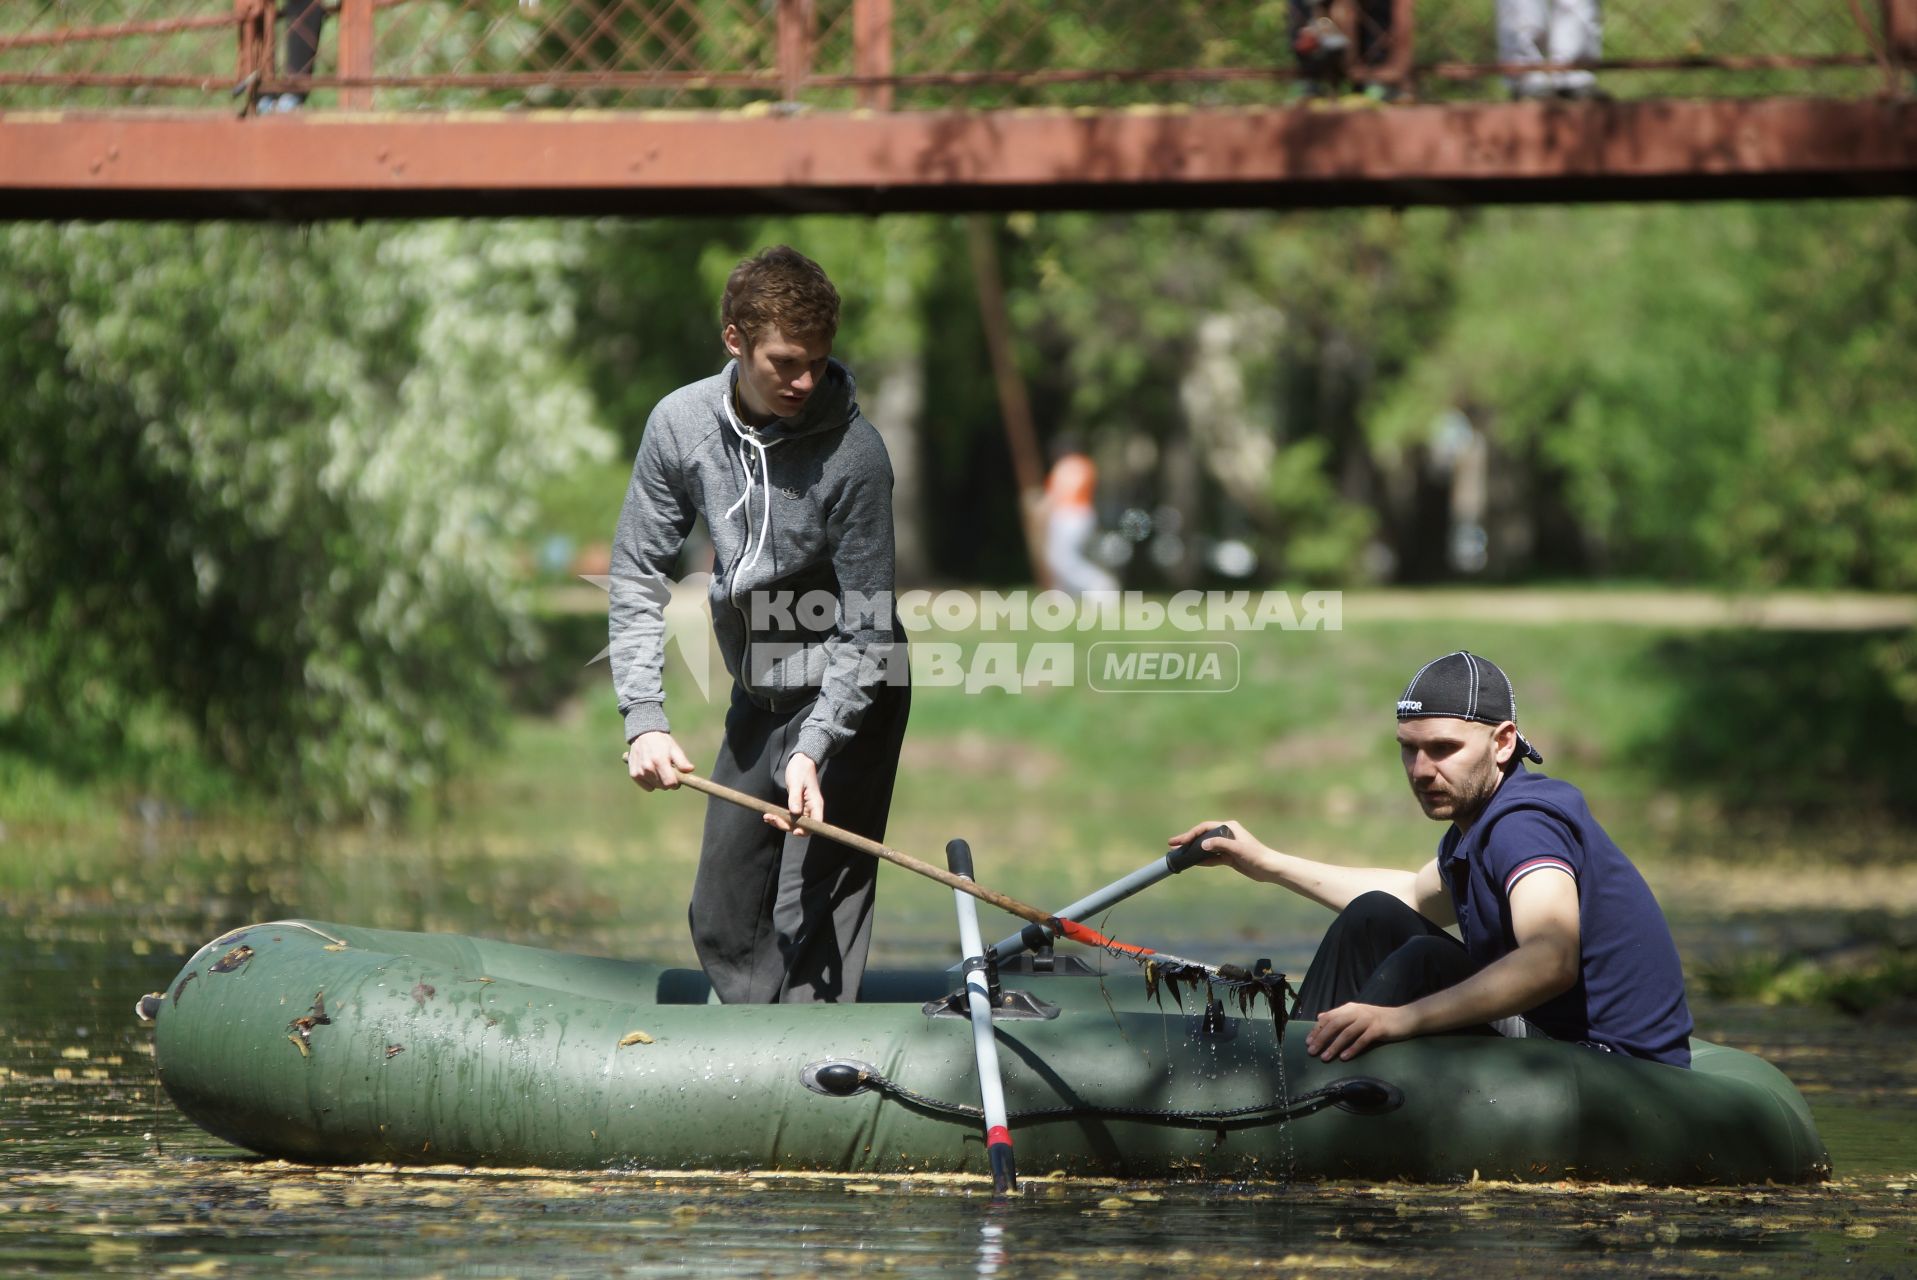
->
<box><xmin>975</xmin><ymin>1215</ymin><xmax>1006</xmax><ymax>1277</ymax></box>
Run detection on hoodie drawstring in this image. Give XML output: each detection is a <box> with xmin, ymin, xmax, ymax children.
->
<box><xmin>722</xmin><ymin>382</ymin><xmax>783</xmax><ymax>578</ymax></box>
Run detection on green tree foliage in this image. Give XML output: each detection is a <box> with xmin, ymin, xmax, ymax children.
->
<box><xmin>572</xmin><ymin>219</ymin><xmax>748</xmax><ymax>452</ymax></box>
<box><xmin>572</xmin><ymin>202</ymin><xmax>1913</xmax><ymax>593</ymax></box>
<box><xmin>6</xmin><ymin>201</ymin><xmax>1911</xmax><ymax>822</ymax></box>
<box><xmin>1374</xmin><ymin>201</ymin><xmax>1917</xmax><ymax>591</ymax></box>
<box><xmin>1365</xmin><ymin>200</ymin><xmax>1917</xmax><ymax>760</ymax></box>
<box><xmin>572</xmin><ymin>215</ymin><xmax>941</xmax><ymax>456</ymax></box>
<box><xmin>0</xmin><ymin>223</ymin><xmax>612</xmax><ymax>819</ymax></box>
<box><xmin>571</xmin><ymin>216</ymin><xmax>963</xmax><ymax>579</ymax></box>
<box><xmin>994</xmin><ymin>200</ymin><xmax>1916</xmax><ymax>592</ymax></box>
<box><xmin>1005</xmin><ymin>208</ymin><xmax>1458</xmax><ymax>579</ymax></box>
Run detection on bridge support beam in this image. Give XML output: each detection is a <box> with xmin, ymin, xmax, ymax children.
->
<box><xmin>1</xmin><ymin>97</ymin><xmax>1912</xmax><ymax>220</ymax></box>
<box><xmin>1888</xmin><ymin>0</ymin><xmax>1917</xmax><ymax>65</ymax></box>
<box><xmin>336</xmin><ymin>0</ymin><xmax>375</xmax><ymax>112</ymax></box>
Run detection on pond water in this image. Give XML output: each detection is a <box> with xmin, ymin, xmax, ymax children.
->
<box><xmin>3</xmin><ymin>840</ymin><xmax>1914</xmax><ymax>1279</ymax></box>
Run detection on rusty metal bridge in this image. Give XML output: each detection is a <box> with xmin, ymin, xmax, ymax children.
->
<box><xmin>2</xmin><ymin>0</ymin><xmax>1914</xmax><ymax>218</ymax></box>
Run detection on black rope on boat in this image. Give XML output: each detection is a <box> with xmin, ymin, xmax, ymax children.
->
<box><xmin>803</xmin><ymin>1061</ymin><xmax>1402</xmax><ymax>1128</ymax></box>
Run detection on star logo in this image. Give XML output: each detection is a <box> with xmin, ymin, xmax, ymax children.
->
<box><xmin>582</xmin><ymin>570</ymin><xmax>719</xmax><ymax>706</ymax></box>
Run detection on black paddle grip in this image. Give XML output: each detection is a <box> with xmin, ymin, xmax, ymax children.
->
<box><xmin>945</xmin><ymin>839</ymin><xmax>976</xmax><ymax>880</ymax></box>
<box><xmin>1166</xmin><ymin>825</ymin><xmax>1233</xmax><ymax>874</ymax></box>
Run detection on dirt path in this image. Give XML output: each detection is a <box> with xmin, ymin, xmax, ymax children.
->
<box><xmin>1341</xmin><ymin>588</ymin><xmax>1917</xmax><ymax>630</ymax></box>
<box><xmin>545</xmin><ymin>583</ymin><xmax>1916</xmax><ymax>629</ymax></box>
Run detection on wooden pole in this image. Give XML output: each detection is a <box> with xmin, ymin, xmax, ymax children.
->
<box><xmin>964</xmin><ymin>215</ymin><xmax>1050</xmax><ymax>586</ymax></box>
<box><xmin>674</xmin><ymin>773</ymin><xmax>1060</xmax><ymax>931</ymax></box>
<box><xmin>662</xmin><ymin>766</ymin><xmax>1289</xmax><ymax>981</ymax></box>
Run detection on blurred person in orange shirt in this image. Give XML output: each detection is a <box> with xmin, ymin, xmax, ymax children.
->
<box><xmin>1042</xmin><ymin>436</ymin><xmax>1117</xmax><ymax>596</ymax></box>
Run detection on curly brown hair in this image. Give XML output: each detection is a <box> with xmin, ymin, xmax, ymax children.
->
<box><xmin>721</xmin><ymin>246</ymin><xmax>841</xmax><ymax>349</ymax></box>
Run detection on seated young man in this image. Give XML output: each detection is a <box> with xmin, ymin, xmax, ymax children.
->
<box><xmin>1169</xmin><ymin>651</ymin><xmax>1692</xmax><ymax>1067</ymax></box>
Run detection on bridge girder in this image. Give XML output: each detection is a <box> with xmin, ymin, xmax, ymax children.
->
<box><xmin>2</xmin><ymin>97</ymin><xmax>1913</xmax><ymax>221</ymax></box>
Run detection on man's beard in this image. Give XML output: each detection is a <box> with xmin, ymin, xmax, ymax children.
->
<box><xmin>1416</xmin><ymin>758</ymin><xmax>1502</xmax><ymax>825</ymax></box>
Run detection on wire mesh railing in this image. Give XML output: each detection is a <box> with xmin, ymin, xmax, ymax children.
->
<box><xmin>1</xmin><ymin>0</ymin><xmax>1910</xmax><ymax>113</ymax></box>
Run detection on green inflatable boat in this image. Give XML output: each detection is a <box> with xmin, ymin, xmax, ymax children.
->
<box><xmin>143</xmin><ymin>919</ymin><xmax>1830</xmax><ymax>1185</ymax></box>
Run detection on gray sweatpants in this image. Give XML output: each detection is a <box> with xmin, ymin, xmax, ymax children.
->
<box><xmin>688</xmin><ymin>679</ymin><xmax>909</xmax><ymax>1004</ymax></box>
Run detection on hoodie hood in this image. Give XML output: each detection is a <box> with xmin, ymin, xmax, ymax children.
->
<box><xmin>718</xmin><ymin>357</ymin><xmax>860</xmax><ymax>581</ymax></box>
<box><xmin>726</xmin><ymin>356</ymin><xmax>860</xmax><ymax>441</ymax></box>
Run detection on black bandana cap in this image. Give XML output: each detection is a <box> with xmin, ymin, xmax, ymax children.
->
<box><xmin>1395</xmin><ymin>651</ymin><xmax>1543</xmax><ymax>764</ymax></box>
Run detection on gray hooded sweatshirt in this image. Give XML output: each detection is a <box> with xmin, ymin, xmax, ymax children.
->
<box><xmin>609</xmin><ymin>358</ymin><xmax>897</xmax><ymax>772</ymax></box>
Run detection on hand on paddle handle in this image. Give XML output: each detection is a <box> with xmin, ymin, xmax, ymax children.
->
<box><xmin>765</xmin><ymin>753</ymin><xmax>823</xmax><ymax>835</ymax></box>
<box><xmin>1165</xmin><ymin>819</ymin><xmax>1278</xmax><ymax>880</ymax></box>
<box><xmin>627</xmin><ymin>731</ymin><xmax>694</xmax><ymax>791</ymax></box>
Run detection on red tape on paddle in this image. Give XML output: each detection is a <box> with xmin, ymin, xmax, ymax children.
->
<box><xmin>1057</xmin><ymin>917</ymin><xmax>1155</xmax><ymax>956</ymax></box>
<box><xmin>986</xmin><ymin>1125</ymin><xmax>1012</xmax><ymax>1147</ymax></box>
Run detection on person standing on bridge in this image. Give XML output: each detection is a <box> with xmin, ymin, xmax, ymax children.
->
<box><xmin>1499</xmin><ymin>0</ymin><xmax>1605</xmax><ymax>100</ymax></box>
<box><xmin>258</xmin><ymin>0</ymin><xmax>324</xmax><ymax>113</ymax></box>
<box><xmin>611</xmin><ymin>246</ymin><xmax>909</xmax><ymax>1005</ymax></box>
<box><xmin>1170</xmin><ymin>651</ymin><xmax>1692</xmax><ymax>1067</ymax></box>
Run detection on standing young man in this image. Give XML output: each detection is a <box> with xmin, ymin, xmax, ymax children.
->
<box><xmin>610</xmin><ymin>246</ymin><xmax>909</xmax><ymax>1004</ymax></box>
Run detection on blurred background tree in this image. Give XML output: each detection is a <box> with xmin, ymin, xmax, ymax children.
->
<box><xmin>4</xmin><ymin>199</ymin><xmax>1913</xmax><ymax>820</ymax></box>
<box><xmin>0</xmin><ymin>222</ymin><xmax>611</xmax><ymax>820</ymax></box>
<box><xmin>1373</xmin><ymin>200</ymin><xmax>1917</xmax><ymax>592</ymax></box>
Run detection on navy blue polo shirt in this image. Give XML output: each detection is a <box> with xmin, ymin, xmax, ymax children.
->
<box><xmin>1437</xmin><ymin>765</ymin><xmax>1693</xmax><ymax>1068</ymax></box>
